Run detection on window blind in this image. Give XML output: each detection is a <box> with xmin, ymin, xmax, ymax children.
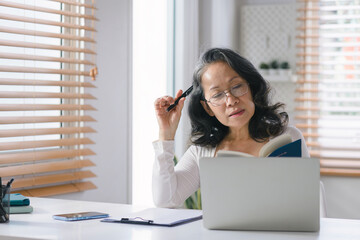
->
<box><xmin>296</xmin><ymin>0</ymin><xmax>360</xmax><ymax>176</ymax></box>
<box><xmin>0</xmin><ymin>0</ymin><xmax>98</xmax><ymax>197</ymax></box>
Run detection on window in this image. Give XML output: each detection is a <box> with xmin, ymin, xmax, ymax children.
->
<box><xmin>0</xmin><ymin>0</ymin><xmax>98</xmax><ymax>196</ymax></box>
<box><xmin>132</xmin><ymin>0</ymin><xmax>170</xmax><ymax>205</ymax></box>
<box><xmin>296</xmin><ymin>0</ymin><xmax>360</xmax><ymax>176</ymax></box>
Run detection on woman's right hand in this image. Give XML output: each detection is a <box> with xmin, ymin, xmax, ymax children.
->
<box><xmin>154</xmin><ymin>90</ymin><xmax>186</xmax><ymax>140</ymax></box>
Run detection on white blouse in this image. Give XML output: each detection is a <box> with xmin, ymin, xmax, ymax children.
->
<box><xmin>152</xmin><ymin>126</ymin><xmax>310</xmax><ymax>208</ymax></box>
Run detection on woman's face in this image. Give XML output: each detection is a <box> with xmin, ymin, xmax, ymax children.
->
<box><xmin>200</xmin><ymin>61</ymin><xmax>255</xmax><ymax>131</ymax></box>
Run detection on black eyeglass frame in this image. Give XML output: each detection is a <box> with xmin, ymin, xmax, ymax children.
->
<box><xmin>202</xmin><ymin>82</ymin><xmax>249</xmax><ymax>107</ymax></box>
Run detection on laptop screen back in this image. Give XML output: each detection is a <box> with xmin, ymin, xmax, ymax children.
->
<box><xmin>199</xmin><ymin>157</ymin><xmax>320</xmax><ymax>231</ymax></box>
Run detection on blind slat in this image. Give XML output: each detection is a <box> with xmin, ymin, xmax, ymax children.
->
<box><xmin>0</xmin><ymin>1</ymin><xmax>97</xmax><ymax>20</ymax></box>
<box><xmin>50</xmin><ymin>0</ymin><xmax>97</xmax><ymax>9</ymax></box>
<box><xmin>297</xmin><ymin>79</ymin><xmax>360</xmax><ymax>84</ymax></box>
<box><xmin>0</xmin><ymin>91</ymin><xmax>96</xmax><ymax>99</ymax></box>
<box><xmin>296</xmin><ymin>106</ymin><xmax>360</xmax><ymax>112</ymax></box>
<box><xmin>303</xmin><ymin>133</ymin><xmax>360</xmax><ymax>138</ymax></box>
<box><xmin>296</xmin><ymin>115</ymin><xmax>360</xmax><ymax>120</ymax></box>
<box><xmin>0</xmin><ymin>138</ymin><xmax>94</xmax><ymax>151</ymax></box>
<box><xmin>298</xmin><ymin>52</ymin><xmax>360</xmax><ymax>57</ymax></box>
<box><xmin>297</xmin><ymin>53</ymin><xmax>319</xmax><ymax>57</ymax></box>
<box><xmin>310</xmin><ymin>151</ymin><xmax>360</xmax><ymax>160</ymax></box>
<box><xmin>296</xmin><ymin>71</ymin><xmax>319</xmax><ymax>75</ymax></box>
<box><xmin>298</xmin><ymin>24</ymin><xmax>360</xmax><ymax>30</ymax></box>
<box><xmin>0</xmin><ymin>115</ymin><xmax>96</xmax><ymax>124</ymax></box>
<box><xmin>0</xmin><ymin>126</ymin><xmax>96</xmax><ymax>138</ymax></box>
<box><xmin>11</xmin><ymin>170</ymin><xmax>96</xmax><ymax>189</ymax></box>
<box><xmin>303</xmin><ymin>133</ymin><xmax>320</xmax><ymax>138</ymax></box>
<box><xmin>0</xmin><ymin>13</ymin><xmax>96</xmax><ymax>31</ymax></box>
<box><xmin>0</xmin><ymin>26</ymin><xmax>95</xmax><ymax>42</ymax></box>
<box><xmin>297</xmin><ymin>43</ymin><xmax>360</xmax><ymax>48</ymax></box>
<box><xmin>0</xmin><ymin>52</ymin><xmax>94</xmax><ymax>65</ymax></box>
<box><xmin>0</xmin><ymin>148</ymin><xmax>96</xmax><ymax>164</ymax></box>
<box><xmin>321</xmin><ymin>159</ymin><xmax>360</xmax><ymax>169</ymax></box>
<box><xmin>295</xmin><ymin>88</ymin><xmax>360</xmax><ymax>93</ymax></box>
<box><xmin>321</xmin><ymin>168</ymin><xmax>360</xmax><ymax>177</ymax></box>
<box><xmin>0</xmin><ymin>40</ymin><xmax>95</xmax><ymax>54</ymax></box>
<box><xmin>299</xmin><ymin>6</ymin><xmax>360</xmax><ymax>11</ymax></box>
<box><xmin>297</xmin><ymin>124</ymin><xmax>360</xmax><ymax>129</ymax></box>
<box><xmin>296</xmin><ymin>115</ymin><xmax>320</xmax><ymax>120</ymax></box>
<box><xmin>0</xmin><ymin>79</ymin><xmax>95</xmax><ymax>87</ymax></box>
<box><xmin>0</xmin><ymin>159</ymin><xmax>95</xmax><ymax>177</ymax></box>
<box><xmin>295</xmin><ymin>97</ymin><xmax>360</xmax><ymax>103</ymax></box>
<box><xmin>0</xmin><ymin>66</ymin><xmax>91</xmax><ymax>76</ymax></box>
<box><xmin>14</xmin><ymin>181</ymin><xmax>97</xmax><ymax>197</ymax></box>
<box><xmin>0</xmin><ymin>104</ymin><xmax>96</xmax><ymax>111</ymax></box>
<box><xmin>296</xmin><ymin>106</ymin><xmax>319</xmax><ymax>111</ymax></box>
<box><xmin>307</xmin><ymin>143</ymin><xmax>360</xmax><ymax>151</ymax></box>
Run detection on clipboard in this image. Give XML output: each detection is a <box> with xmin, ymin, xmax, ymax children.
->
<box><xmin>101</xmin><ymin>208</ymin><xmax>202</xmax><ymax>227</ymax></box>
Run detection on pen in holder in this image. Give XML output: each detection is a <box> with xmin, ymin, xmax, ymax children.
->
<box><xmin>0</xmin><ymin>178</ymin><xmax>13</xmax><ymax>223</ymax></box>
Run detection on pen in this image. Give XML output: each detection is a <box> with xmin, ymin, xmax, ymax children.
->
<box><xmin>5</xmin><ymin>178</ymin><xmax>14</xmax><ymax>189</ymax></box>
<box><xmin>2</xmin><ymin>178</ymin><xmax>14</xmax><ymax>198</ymax></box>
<box><xmin>166</xmin><ymin>85</ymin><xmax>193</xmax><ymax>112</ymax></box>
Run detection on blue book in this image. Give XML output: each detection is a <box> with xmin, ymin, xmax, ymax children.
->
<box><xmin>268</xmin><ymin>139</ymin><xmax>301</xmax><ymax>157</ymax></box>
<box><xmin>10</xmin><ymin>193</ymin><xmax>30</xmax><ymax>206</ymax></box>
<box><xmin>10</xmin><ymin>205</ymin><xmax>33</xmax><ymax>214</ymax></box>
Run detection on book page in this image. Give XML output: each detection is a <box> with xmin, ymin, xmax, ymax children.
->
<box><xmin>215</xmin><ymin>134</ymin><xmax>292</xmax><ymax>158</ymax></box>
<box><xmin>259</xmin><ymin>134</ymin><xmax>292</xmax><ymax>157</ymax></box>
<box><xmin>216</xmin><ymin>150</ymin><xmax>254</xmax><ymax>157</ymax></box>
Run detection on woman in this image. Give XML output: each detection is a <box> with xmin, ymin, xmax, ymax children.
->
<box><xmin>153</xmin><ymin>48</ymin><xmax>309</xmax><ymax>208</ymax></box>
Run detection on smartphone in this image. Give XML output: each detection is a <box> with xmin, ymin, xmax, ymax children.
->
<box><xmin>53</xmin><ymin>211</ymin><xmax>109</xmax><ymax>221</ymax></box>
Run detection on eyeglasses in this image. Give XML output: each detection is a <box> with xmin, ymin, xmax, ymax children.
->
<box><xmin>204</xmin><ymin>82</ymin><xmax>249</xmax><ymax>107</ymax></box>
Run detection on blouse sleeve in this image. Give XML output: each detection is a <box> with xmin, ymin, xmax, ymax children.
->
<box><xmin>285</xmin><ymin>126</ymin><xmax>310</xmax><ymax>158</ymax></box>
<box><xmin>152</xmin><ymin>140</ymin><xmax>200</xmax><ymax>208</ymax></box>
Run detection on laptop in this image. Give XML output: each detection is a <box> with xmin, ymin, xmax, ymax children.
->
<box><xmin>199</xmin><ymin>157</ymin><xmax>320</xmax><ymax>231</ymax></box>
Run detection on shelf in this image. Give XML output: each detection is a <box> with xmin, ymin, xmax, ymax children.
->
<box><xmin>259</xmin><ymin>70</ymin><xmax>295</xmax><ymax>82</ymax></box>
<box><xmin>264</xmin><ymin>75</ymin><xmax>294</xmax><ymax>82</ymax></box>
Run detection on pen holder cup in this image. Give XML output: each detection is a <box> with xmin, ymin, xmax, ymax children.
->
<box><xmin>0</xmin><ymin>185</ymin><xmax>10</xmax><ymax>223</ymax></box>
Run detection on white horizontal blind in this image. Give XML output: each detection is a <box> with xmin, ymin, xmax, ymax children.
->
<box><xmin>296</xmin><ymin>0</ymin><xmax>360</xmax><ymax>176</ymax></box>
<box><xmin>0</xmin><ymin>0</ymin><xmax>98</xmax><ymax>196</ymax></box>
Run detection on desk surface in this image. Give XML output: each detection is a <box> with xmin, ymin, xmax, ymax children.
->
<box><xmin>1</xmin><ymin>197</ymin><xmax>360</xmax><ymax>240</ymax></box>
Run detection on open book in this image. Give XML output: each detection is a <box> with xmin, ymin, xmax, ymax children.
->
<box><xmin>216</xmin><ymin>134</ymin><xmax>302</xmax><ymax>158</ymax></box>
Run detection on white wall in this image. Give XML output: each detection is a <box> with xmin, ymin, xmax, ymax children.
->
<box><xmin>50</xmin><ymin>0</ymin><xmax>132</xmax><ymax>204</ymax></box>
<box><xmin>173</xmin><ymin>0</ymin><xmax>199</xmax><ymax>158</ymax></box>
<box><xmin>199</xmin><ymin>0</ymin><xmax>241</xmax><ymax>52</ymax></box>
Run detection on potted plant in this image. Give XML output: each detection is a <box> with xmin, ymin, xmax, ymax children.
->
<box><xmin>258</xmin><ymin>62</ymin><xmax>269</xmax><ymax>76</ymax></box>
<box><xmin>279</xmin><ymin>61</ymin><xmax>291</xmax><ymax>76</ymax></box>
<box><xmin>269</xmin><ymin>60</ymin><xmax>279</xmax><ymax>75</ymax></box>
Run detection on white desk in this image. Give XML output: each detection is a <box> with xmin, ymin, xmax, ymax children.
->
<box><xmin>1</xmin><ymin>197</ymin><xmax>360</xmax><ymax>240</ymax></box>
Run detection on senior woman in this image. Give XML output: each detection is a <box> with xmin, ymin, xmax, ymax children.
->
<box><xmin>153</xmin><ymin>48</ymin><xmax>312</xmax><ymax>210</ymax></box>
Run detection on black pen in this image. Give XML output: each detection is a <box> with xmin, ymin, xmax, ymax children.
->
<box><xmin>2</xmin><ymin>178</ymin><xmax>14</xmax><ymax>198</ymax></box>
<box><xmin>166</xmin><ymin>85</ymin><xmax>193</xmax><ymax>112</ymax></box>
<box><xmin>5</xmin><ymin>178</ymin><xmax>14</xmax><ymax>189</ymax></box>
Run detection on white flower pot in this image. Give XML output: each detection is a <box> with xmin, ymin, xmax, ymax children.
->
<box><xmin>269</xmin><ymin>69</ymin><xmax>279</xmax><ymax>75</ymax></box>
<box><xmin>279</xmin><ymin>69</ymin><xmax>291</xmax><ymax>76</ymax></box>
<box><xmin>259</xmin><ymin>69</ymin><xmax>269</xmax><ymax>76</ymax></box>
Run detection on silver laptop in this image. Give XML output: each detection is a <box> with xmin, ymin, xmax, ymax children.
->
<box><xmin>199</xmin><ymin>157</ymin><xmax>320</xmax><ymax>231</ymax></box>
